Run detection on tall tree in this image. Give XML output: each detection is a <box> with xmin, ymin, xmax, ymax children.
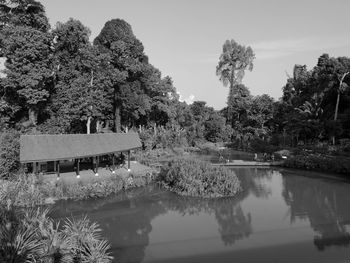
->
<box><xmin>0</xmin><ymin>0</ymin><xmax>52</xmax><ymax>127</ymax></box>
<box><xmin>216</xmin><ymin>39</ymin><xmax>255</xmax><ymax>128</ymax></box>
<box><xmin>47</xmin><ymin>18</ymin><xmax>118</xmax><ymax>134</ymax></box>
<box><xmin>94</xmin><ymin>19</ymin><xmax>147</xmax><ymax>132</ymax></box>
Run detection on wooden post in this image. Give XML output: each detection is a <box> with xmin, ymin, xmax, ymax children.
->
<box><xmin>57</xmin><ymin>161</ymin><xmax>60</xmax><ymax>180</ymax></box>
<box><xmin>128</xmin><ymin>150</ymin><xmax>131</xmax><ymax>171</ymax></box>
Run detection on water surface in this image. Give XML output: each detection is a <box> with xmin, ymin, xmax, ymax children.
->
<box><xmin>51</xmin><ymin>168</ymin><xmax>350</xmax><ymax>263</ymax></box>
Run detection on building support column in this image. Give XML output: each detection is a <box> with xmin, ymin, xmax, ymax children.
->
<box><xmin>57</xmin><ymin>161</ymin><xmax>60</xmax><ymax>180</ymax></box>
<box><xmin>95</xmin><ymin>156</ymin><xmax>99</xmax><ymax>176</ymax></box>
<box><xmin>76</xmin><ymin>159</ymin><xmax>80</xmax><ymax>178</ymax></box>
<box><xmin>112</xmin><ymin>153</ymin><xmax>115</xmax><ymax>174</ymax></box>
<box><xmin>33</xmin><ymin>162</ymin><xmax>38</xmax><ymax>175</ymax></box>
<box><xmin>128</xmin><ymin>150</ymin><xmax>131</xmax><ymax>171</ymax></box>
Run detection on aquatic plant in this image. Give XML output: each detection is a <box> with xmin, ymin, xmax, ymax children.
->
<box><xmin>157</xmin><ymin>158</ymin><xmax>241</xmax><ymax>198</ymax></box>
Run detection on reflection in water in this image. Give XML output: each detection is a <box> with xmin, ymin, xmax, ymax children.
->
<box><xmin>50</xmin><ymin>168</ymin><xmax>350</xmax><ymax>262</ymax></box>
<box><xmin>52</xmin><ymin>186</ymin><xmax>168</xmax><ymax>263</ymax></box>
<box><xmin>51</xmin><ymin>169</ymin><xmax>271</xmax><ymax>262</ymax></box>
<box><xmin>214</xmin><ymin>200</ymin><xmax>251</xmax><ymax>246</ymax></box>
<box><xmin>282</xmin><ymin>172</ymin><xmax>350</xmax><ymax>251</ymax></box>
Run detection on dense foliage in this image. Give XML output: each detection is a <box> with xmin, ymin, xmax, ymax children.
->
<box><xmin>216</xmin><ymin>39</ymin><xmax>350</xmax><ymax>153</ymax></box>
<box><xmin>158</xmin><ymin>158</ymin><xmax>241</xmax><ymax>198</ymax></box>
<box><xmin>275</xmin><ymin>56</ymin><xmax>350</xmax><ymax>146</ymax></box>
<box><xmin>0</xmin><ymin>172</ymin><xmax>150</xmax><ymax>207</ymax></box>
<box><xmin>0</xmin><ymin>206</ymin><xmax>113</xmax><ymax>263</ymax></box>
<box><xmin>282</xmin><ymin>154</ymin><xmax>350</xmax><ymax>175</ymax></box>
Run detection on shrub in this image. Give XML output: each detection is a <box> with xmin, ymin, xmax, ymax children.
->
<box><xmin>0</xmin><ymin>130</ymin><xmax>21</xmax><ymax>179</ymax></box>
<box><xmin>157</xmin><ymin>158</ymin><xmax>241</xmax><ymax>198</ymax></box>
<box><xmin>0</xmin><ymin>175</ymin><xmax>44</xmax><ymax>207</ymax></box>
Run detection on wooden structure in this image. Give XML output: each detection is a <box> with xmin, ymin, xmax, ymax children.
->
<box><xmin>20</xmin><ymin>133</ymin><xmax>142</xmax><ymax>178</ymax></box>
<box><xmin>212</xmin><ymin>160</ymin><xmax>284</xmax><ymax>167</ymax></box>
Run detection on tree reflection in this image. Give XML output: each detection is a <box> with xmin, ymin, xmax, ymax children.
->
<box><xmin>214</xmin><ymin>198</ymin><xmax>252</xmax><ymax>245</ymax></box>
<box><xmin>50</xmin><ymin>169</ymin><xmax>273</xmax><ymax>262</ymax></box>
<box><xmin>52</xmin><ymin>185</ymin><xmax>167</xmax><ymax>263</ymax></box>
<box><xmin>282</xmin><ymin>173</ymin><xmax>350</xmax><ymax>250</ymax></box>
<box><xmin>160</xmin><ymin>167</ymin><xmax>274</xmax><ymax>247</ymax></box>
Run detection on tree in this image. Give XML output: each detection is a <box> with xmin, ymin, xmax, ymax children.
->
<box><xmin>216</xmin><ymin>39</ymin><xmax>255</xmax><ymax>88</ymax></box>
<box><xmin>94</xmin><ymin>19</ymin><xmax>146</xmax><ymax>132</ymax></box>
<box><xmin>1</xmin><ymin>25</ymin><xmax>53</xmax><ymax>126</ymax></box>
<box><xmin>47</xmin><ymin>18</ymin><xmax>118</xmax><ymax>134</ymax></box>
<box><xmin>217</xmin><ymin>39</ymin><xmax>254</xmax><ymax>131</ymax></box>
<box><xmin>0</xmin><ymin>0</ymin><xmax>49</xmax><ymax>31</ymax></box>
<box><xmin>226</xmin><ymin>83</ymin><xmax>251</xmax><ymax>126</ymax></box>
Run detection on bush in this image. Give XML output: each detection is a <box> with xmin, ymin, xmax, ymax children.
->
<box><xmin>0</xmin><ymin>175</ymin><xmax>44</xmax><ymax>207</ymax></box>
<box><xmin>157</xmin><ymin>158</ymin><xmax>241</xmax><ymax>198</ymax></box>
<box><xmin>0</xmin><ymin>130</ymin><xmax>20</xmax><ymax>179</ymax></box>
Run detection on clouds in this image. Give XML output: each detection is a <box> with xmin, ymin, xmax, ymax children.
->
<box><xmin>251</xmin><ymin>36</ymin><xmax>350</xmax><ymax>60</ymax></box>
<box><xmin>178</xmin><ymin>92</ymin><xmax>195</xmax><ymax>104</ymax></box>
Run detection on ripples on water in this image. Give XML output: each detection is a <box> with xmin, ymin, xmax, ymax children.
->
<box><xmin>51</xmin><ymin>167</ymin><xmax>350</xmax><ymax>263</ymax></box>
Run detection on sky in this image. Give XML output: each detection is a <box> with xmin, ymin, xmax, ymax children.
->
<box><xmin>4</xmin><ymin>0</ymin><xmax>350</xmax><ymax>109</ymax></box>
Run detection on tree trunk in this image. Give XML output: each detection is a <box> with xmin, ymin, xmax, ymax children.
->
<box><xmin>87</xmin><ymin>70</ymin><xmax>94</xmax><ymax>135</ymax></box>
<box><xmin>28</xmin><ymin>108</ymin><xmax>38</xmax><ymax>126</ymax></box>
<box><xmin>334</xmin><ymin>91</ymin><xmax>341</xmax><ymax>122</ymax></box>
<box><xmin>96</xmin><ymin>120</ymin><xmax>102</xmax><ymax>133</ymax></box>
<box><xmin>86</xmin><ymin>116</ymin><xmax>92</xmax><ymax>134</ymax></box>
<box><xmin>115</xmin><ymin>106</ymin><xmax>121</xmax><ymax>133</ymax></box>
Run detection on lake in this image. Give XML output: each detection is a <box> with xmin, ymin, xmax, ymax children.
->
<box><xmin>51</xmin><ymin>167</ymin><xmax>350</xmax><ymax>263</ymax></box>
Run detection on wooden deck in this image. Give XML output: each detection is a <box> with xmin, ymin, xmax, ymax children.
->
<box><xmin>212</xmin><ymin>160</ymin><xmax>284</xmax><ymax>167</ymax></box>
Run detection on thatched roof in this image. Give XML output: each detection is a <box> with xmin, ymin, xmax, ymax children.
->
<box><xmin>20</xmin><ymin>133</ymin><xmax>141</xmax><ymax>163</ymax></box>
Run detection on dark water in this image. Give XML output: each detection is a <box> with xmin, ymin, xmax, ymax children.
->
<box><xmin>51</xmin><ymin>168</ymin><xmax>350</xmax><ymax>263</ymax></box>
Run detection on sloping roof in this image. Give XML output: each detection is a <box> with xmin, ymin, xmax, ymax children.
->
<box><xmin>20</xmin><ymin>133</ymin><xmax>142</xmax><ymax>163</ymax></box>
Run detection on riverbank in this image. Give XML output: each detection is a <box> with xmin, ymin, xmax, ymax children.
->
<box><xmin>281</xmin><ymin>154</ymin><xmax>350</xmax><ymax>175</ymax></box>
<box><xmin>0</xmin><ymin>161</ymin><xmax>155</xmax><ymax>207</ymax></box>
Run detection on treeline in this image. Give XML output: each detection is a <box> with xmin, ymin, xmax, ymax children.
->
<box><xmin>276</xmin><ymin>55</ymin><xmax>350</xmax><ymax>147</ymax></box>
<box><xmin>1</xmin><ymin>0</ymin><xmax>349</xmax><ymax>166</ymax></box>
<box><xmin>216</xmin><ymin>39</ymin><xmax>350</xmax><ymax>152</ymax></box>
<box><xmin>0</xmin><ymin>0</ymin><xmax>227</xmax><ymax>145</ymax></box>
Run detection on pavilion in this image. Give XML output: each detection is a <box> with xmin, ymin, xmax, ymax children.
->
<box><xmin>20</xmin><ymin>133</ymin><xmax>142</xmax><ymax>178</ymax></box>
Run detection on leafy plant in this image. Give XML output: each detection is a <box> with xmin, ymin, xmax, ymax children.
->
<box><xmin>0</xmin><ymin>205</ymin><xmax>113</xmax><ymax>263</ymax></box>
